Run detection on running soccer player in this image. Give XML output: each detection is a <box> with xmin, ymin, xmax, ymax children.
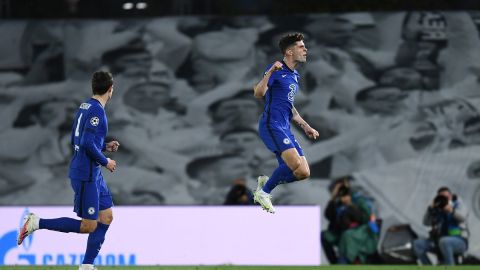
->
<box><xmin>17</xmin><ymin>71</ymin><xmax>119</xmax><ymax>270</ymax></box>
<box><xmin>253</xmin><ymin>33</ymin><xmax>319</xmax><ymax>213</ymax></box>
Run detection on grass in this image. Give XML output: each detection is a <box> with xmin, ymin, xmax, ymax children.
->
<box><xmin>0</xmin><ymin>266</ymin><xmax>479</xmax><ymax>270</ymax></box>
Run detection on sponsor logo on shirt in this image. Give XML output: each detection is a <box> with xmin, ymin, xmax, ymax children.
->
<box><xmin>79</xmin><ymin>103</ymin><xmax>91</xmax><ymax>110</ymax></box>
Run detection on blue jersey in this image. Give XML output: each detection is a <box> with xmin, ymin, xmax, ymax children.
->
<box><xmin>68</xmin><ymin>98</ymin><xmax>108</xmax><ymax>181</ymax></box>
<box><xmin>262</xmin><ymin>61</ymin><xmax>300</xmax><ymax>128</ymax></box>
<box><xmin>258</xmin><ymin>61</ymin><xmax>304</xmax><ymax>156</ymax></box>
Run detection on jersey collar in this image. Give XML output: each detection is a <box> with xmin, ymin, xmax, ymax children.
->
<box><xmin>90</xmin><ymin>97</ymin><xmax>104</xmax><ymax>107</ymax></box>
<box><xmin>281</xmin><ymin>60</ymin><xmax>295</xmax><ymax>73</ymax></box>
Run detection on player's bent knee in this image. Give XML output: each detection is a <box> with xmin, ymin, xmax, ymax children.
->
<box><xmin>80</xmin><ymin>220</ymin><xmax>98</xmax><ymax>233</ymax></box>
<box><xmin>296</xmin><ymin>169</ymin><xmax>310</xmax><ymax>180</ymax></box>
<box><xmin>101</xmin><ymin>214</ymin><xmax>113</xmax><ymax>225</ymax></box>
<box><xmin>99</xmin><ymin>209</ymin><xmax>113</xmax><ymax>225</ymax></box>
<box><xmin>291</xmin><ymin>160</ymin><xmax>310</xmax><ymax>180</ymax></box>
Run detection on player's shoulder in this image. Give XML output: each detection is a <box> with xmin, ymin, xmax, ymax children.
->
<box><xmin>79</xmin><ymin>101</ymin><xmax>92</xmax><ymax>110</ymax></box>
<box><xmin>85</xmin><ymin>99</ymin><xmax>104</xmax><ymax>115</ymax></box>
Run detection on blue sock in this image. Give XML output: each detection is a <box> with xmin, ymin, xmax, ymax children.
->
<box><xmin>39</xmin><ymin>218</ymin><xmax>81</xmax><ymax>233</ymax></box>
<box><xmin>262</xmin><ymin>163</ymin><xmax>296</xmax><ymax>193</ymax></box>
<box><xmin>83</xmin><ymin>222</ymin><xmax>109</xmax><ymax>264</ymax></box>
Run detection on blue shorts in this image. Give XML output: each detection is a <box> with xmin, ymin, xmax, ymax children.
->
<box><xmin>70</xmin><ymin>175</ymin><xmax>113</xmax><ymax>220</ymax></box>
<box><xmin>258</xmin><ymin>117</ymin><xmax>304</xmax><ymax>156</ymax></box>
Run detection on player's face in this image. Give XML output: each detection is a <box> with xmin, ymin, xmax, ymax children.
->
<box><xmin>289</xmin><ymin>40</ymin><xmax>307</xmax><ymax>63</ymax></box>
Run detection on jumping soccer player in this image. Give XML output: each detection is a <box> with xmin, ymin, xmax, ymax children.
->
<box><xmin>253</xmin><ymin>33</ymin><xmax>319</xmax><ymax>213</ymax></box>
<box><xmin>17</xmin><ymin>71</ymin><xmax>119</xmax><ymax>270</ymax></box>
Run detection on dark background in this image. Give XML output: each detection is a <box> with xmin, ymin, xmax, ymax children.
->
<box><xmin>1</xmin><ymin>0</ymin><xmax>480</xmax><ymax>19</ymax></box>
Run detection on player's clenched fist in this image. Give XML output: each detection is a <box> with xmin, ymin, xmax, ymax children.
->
<box><xmin>106</xmin><ymin>158</ymin><xmax>117</xmax><ymax>172</ymax></box>
<box><xmin>268</xmin><ymin>61</ymin><xmax>283</xmax><ymax>73</ymax></box>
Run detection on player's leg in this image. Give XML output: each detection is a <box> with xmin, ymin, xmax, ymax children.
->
<box><xmin>80</xmin><ymin>208</ymin><xmax>112</xmax><ymax>269</ymax></box>
<box><xmin>262</xmin><ymin>130</ymin><xmax>309</xmax><ymax>193</ymax></box>
<box><xmin>17</xmin><ymin>212</ymin><xmax>81</xmax><ymax>245</ymax></box>
<box><xmin>256</xmin><ymin>121</ymin><xmax>309</xmax><ymax>210</ymax></box>
<box><xmin>16</xmin><ymin>178</ymin><xmax>95</xmax><ymax>245</ymax></box>
<box><xmin>81</xmin><ymin>175</ymin><xmax>113</xmax><ymax>269</ymax></box>
<box><xmin>281</xmin><ymin>148</ymin><xmax>310</xmax><ymax>180</ymax></box>
<box><xmin>40</xmin><ymin>178</ymin><xmax>100</xmax><ymax>233</ymax></box>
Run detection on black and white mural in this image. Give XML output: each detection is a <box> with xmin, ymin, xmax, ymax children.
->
<box><xmin>0</xmin><ymin>11</ymin><xmax>479</xmax><ymax>257</ymax></box>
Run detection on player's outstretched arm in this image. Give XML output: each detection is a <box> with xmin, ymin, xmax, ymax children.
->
<box><xmin>292</xmin><ymin>106</ymin><xmax>319</xmax><ymax>140</ymax></box>
<box><xmin>253</xmin><ymin>61</ymin><xmax>283</xmax><ymax>98</ymax></box>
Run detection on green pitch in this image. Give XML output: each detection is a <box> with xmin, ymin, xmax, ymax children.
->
<box><xmin>0</xmin><ymin>266</ymin><xmax>479</xmax><ymax>270</ymax></box>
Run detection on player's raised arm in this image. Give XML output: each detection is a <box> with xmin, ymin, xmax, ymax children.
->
<box><xmin>253</xmin><ymin>61</ymin><xmax>283</xmax><ymax>98</ymax></box>
<box><xmin>292</xmin><ymin>106</ymin><xmax>319</xmax><ymax>140</ymax></box>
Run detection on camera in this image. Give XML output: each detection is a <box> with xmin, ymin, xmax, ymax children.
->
<box><xmin>433</xmin><ymin>194</ymin><xmax>449</xmax><ymax>209</ymax></box>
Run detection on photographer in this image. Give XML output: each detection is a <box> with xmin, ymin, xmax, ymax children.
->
<box><xmin>413</xmin><ymin>186</ymin><xmax>469</xmax><ymax>265</ymax></box>
<box><xmin>321</xmin><ymin>179</ymin><xmax>378</xmax><ymax>264</ymax></box>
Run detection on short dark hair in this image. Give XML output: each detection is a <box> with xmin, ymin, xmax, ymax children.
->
<box><xmin>437</xmin><ymin>186</ymin><xmax>451</xmax><ymax>194</ymax></box>
<box><xmin>279</xmin><ymin>33</ymin><xmax>304</xmax><ymax>54</ymax></box>
<box><xmin>91</xmin><ymin>71</ymin><xmax>113</xmax><ymax>95</ymax></box>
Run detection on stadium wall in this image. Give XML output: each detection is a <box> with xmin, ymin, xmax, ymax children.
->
<box><xmin>0</xmin><ymin>206</ymin><xmax>321</xmax><ymax>266</ymax></box>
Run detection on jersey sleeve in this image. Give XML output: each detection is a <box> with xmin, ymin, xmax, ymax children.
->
<box><xmin>80</xmin><ymin>107</ymin><xmax>108</xmax><ymax>166</ymax></box>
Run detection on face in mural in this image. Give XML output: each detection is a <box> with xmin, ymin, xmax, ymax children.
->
<box><xmin>411</xmin><ymin>99</ymin><xmax>480</xmax><ymax>150</ymax></box>
<box><xmin>379</xmin><ymin>67</ymin><xmax>424</xmax><ymax>90</ymax></box>
<box><xmin>462</xmin><ymin>117</ymin><xmax>480</xmax><ymax>146</ymax></box>
<box><xmin>409</xmin><ymin>121</ymin><xmax>437</xmax><ymax>151</ymax></box>
<box><xmin>357</xmin><ymin>85</ymin><xmax>409</xmax><ymax>116</ymax></box>
<box><xmin>220</xmin><ymin>129</ymin><xmax>261</xmax><ymax>158</ymax></box>
<box><xmin>123</xmin><ymin>81</ymin><xmax>171</xmax><ymax>115</ymax></box>
<box><xmin>466</xmin><ymin>160</ymin><xmax>480</xmax><ymax>219</ymax></box>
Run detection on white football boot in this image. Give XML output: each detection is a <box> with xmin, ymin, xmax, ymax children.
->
<box><xmin>17</xmin><ymin>213</ymin><xmax>39</xmax><ymax>245</ymax></box>
<box><xmin>253</xmin><ymin>175</ymin><xmax>275</xmax><ymax>214</ymax></box>
<box><xmin>255</xmin><ymin>175</ymin><xmax>269</xmax><ymax>193</ymax></box>
<box><xmin>79</xmin><ymin>264</ymin><xmax>98</xmax><ymax>270</ymax></box>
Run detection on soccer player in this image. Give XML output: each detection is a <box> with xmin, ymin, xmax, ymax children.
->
<box><xmin>253</xmin><ymin>33</ymin><xmax>319</xmax><ymax>213</ymax></box>
<box><xmin>17</xmin><ymin>71</ymin><xmax>119</xmax><ymax>270</ymax></box>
